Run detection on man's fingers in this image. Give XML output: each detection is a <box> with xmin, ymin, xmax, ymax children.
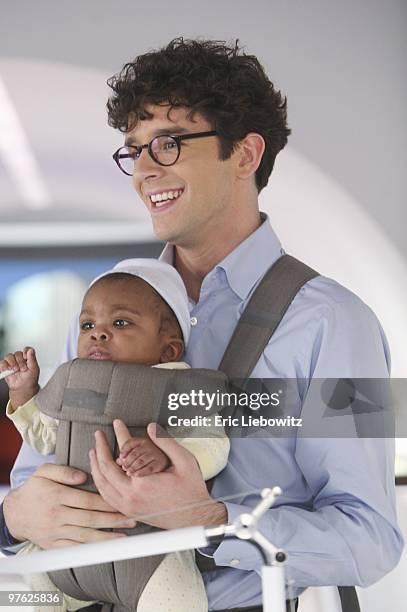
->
<box><xmin>33</xmin><ymin>463</ymin><xmax>130</xmax><ymax>514</ymax></box>
<box><xmin>113</xmin><ymin>419</ymin><xmax>132</xmax><ymax>452</ymax></box>
<box><xmin>77</xmin><ymin>529</ymin><xmax>128</xmax><ymax>543</ymax></box>
<box><xmin>90</xmin><ymin>436</ymin><xmax>130</xmax><ymax>515</ymax></box>
<box><xmin>52</xmin><ymin>539</ymin><xmax>82</xmax><ymax>548</ymax></box>
<box><xmin>94</xmin><ymin>431</ymin><xmax>129</xmax><ymax>485</ymax></box>
<box><xmin>131</xmin><ymin>462</ymin><xmax>159</xmax><ymax>477</ymax></box>
<box><xmin>53</xmin><ymin>527</ymin><xmax>128</xmax><ymax>546</ymax></box>
<box><xmin>56</xmin><ymin>483</ymin><xmax>121</xmax><ymax>513</ymax></box>
<box><xmin>34</xmin><ymin>463</ymin><xmax>87</xmax><ymax>486</ymax></box>
<box><xmin>60</xmin><ymin>507</ymin><xmax>136</xmax><ymax>529</ymax></box>
<box><xmin>147</xmin><ymin>423</ymin><xmax>192</xmax><ymax>471</ymax></box>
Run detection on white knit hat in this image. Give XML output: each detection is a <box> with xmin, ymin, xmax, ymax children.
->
<box><xmin>90</xmin><ymin>259</ymin><xmax>191</xmax><ymax>344</ymax></box>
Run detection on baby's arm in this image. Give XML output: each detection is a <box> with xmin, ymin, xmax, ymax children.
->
<box><xmin>171</xmin><ymin>421</ymin><xmax>230</xmax><ymax>480</ymax></box>
<box><xmin>175</xmin><ymin>435</ymin><xmax>230</xmax><ymax>481</ymax></box>
<box><xmin>114</xmin><ymin>419</ymin><xmax>230</xmax><ymax>481</ymax></box>
<box><xmin>1</xmin><ymin>348</ymin><xmax>58</xmax><ymax>455</ymax></box>
<box><xmin>116</xmin><ymin>426</ymin><xmax>170</xmax><ymax>477</ymax></box>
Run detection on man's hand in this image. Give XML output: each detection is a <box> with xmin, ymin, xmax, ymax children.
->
<box><xmin>115</xmin><ymin>420</ymin><xmax>170</xmax><ymax>476</ymax></box>
<box><xmin>3</xmin><ymin>463</ymin><xmax>137</xmax><ymax>549</ymax></box>
<box><xmin>90</xmin><ymin>420</ymin><xmax>227</xmax><ymax>529</ymax></box>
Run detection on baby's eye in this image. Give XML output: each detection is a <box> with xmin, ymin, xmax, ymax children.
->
<box><xmin>80</xmin><ymin>321</ymin><xmax>94</xmax><ymax>331</ymax></box>
<box><xmin>113</xmin><ymin>319</ymin><xmax>130</xmax><ymax>328</ymax></box>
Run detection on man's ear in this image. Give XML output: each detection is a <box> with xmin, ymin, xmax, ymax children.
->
<box><xmin>235</xmin><ymin>132</ymin><xmax>265</xmax><ymax>181</ymax></box>
<box><xmin>160</xmin><ymin>338</ymin><xmax>185</xmax><ymax>363</ymax></box>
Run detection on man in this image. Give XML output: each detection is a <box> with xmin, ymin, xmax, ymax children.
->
<box><xmin>1</xmin><ymin>38</ymin><xmax>403</xmax><ymax>611</ymax></box>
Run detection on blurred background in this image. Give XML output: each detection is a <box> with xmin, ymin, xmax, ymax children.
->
<box><xmin>0</xmin><ymin>1</ymin><xmax>406</xmax><ymax>609</ymax></box>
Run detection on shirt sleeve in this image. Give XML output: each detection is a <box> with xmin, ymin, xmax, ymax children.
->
<box><xmin>176</xmin><ymin>436</ymin><xmax>230</xmax><ymax>480</ymax></box>
<box><xmin>6</xmin><ymin>398</ymin><xmax>58</xmax><ymax>455</ymax></box>
<box><xmin>0</xmin><ymin>503</ymin><xmax>23</xmax><ymax>552</ymax></box>
<box><xmin>167</xmin><ymin>409</ymin><xmax>230</xmax><ymax>480</ymax></box>
<box><xmin>157</xmin><ymin>362</ymin><xmax>231</xmax><ymax>479</ymax></box>
<box><xmin>210</xmin><ymin>297</ymin><xmax>404</xmax><ymax>587</ymax></box>
<box><xmin>0</xmin><ymin>442</ymin><xmax>55</xmax><ymax>554</ymax></box>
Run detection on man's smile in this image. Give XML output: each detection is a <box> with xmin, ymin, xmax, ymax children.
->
<box><xmin>146</xmin><ymin>188</ymin><xmax>185</xmax><ymax>211</ymax></box>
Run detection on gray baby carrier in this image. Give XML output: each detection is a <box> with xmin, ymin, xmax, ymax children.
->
<box><xmin>36</xmin><ymin>255</ymin><xmax>360</xmax><ymax>612</ymax></box>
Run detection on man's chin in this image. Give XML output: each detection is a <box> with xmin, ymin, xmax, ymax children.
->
<box><xmin>151</xmin><ymin>219</ymin><xmax>199</xmax><ymax>249</ymax></box>
<box><xmin>152</xmin><ymin>222</ymin><xmax>180</xmax><ymax>244</ymax></box>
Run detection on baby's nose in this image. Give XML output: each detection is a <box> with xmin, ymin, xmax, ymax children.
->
<box><xmin>91</xmin><ymin>327</ymin><xmax>111</xmax><ymax>341</ymax></box>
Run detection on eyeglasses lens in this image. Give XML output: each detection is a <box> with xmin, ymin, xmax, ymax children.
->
<box><xmin>117</xmin><ymin>148</ymin><xmax>137</xmax><ymax>175</ymax></box>
<box><xmin>150</xmin><ymin>136</ymin><xmax>179</xmax><ymax>165</ymax></box>
<box><xmin>116</xmin><ymin>135</ymin><xmax>180</xmax><ymax>174</ymax></box>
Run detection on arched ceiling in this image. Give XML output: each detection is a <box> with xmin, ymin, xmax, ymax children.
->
<box><xmin>0</xmin><ymin>0</ymin><xmax>405</xmax><ymax>256</ymax></box>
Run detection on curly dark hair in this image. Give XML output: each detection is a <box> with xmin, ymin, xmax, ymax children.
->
<box><xmin>107</xmin><ymin>38</ymin><xmax>291</xmax><ymax>192</ymax></box>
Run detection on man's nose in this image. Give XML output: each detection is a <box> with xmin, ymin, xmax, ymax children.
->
<box><xmin>133</xmin><ymin>148</ymin><xmax>165</xmax><ymax>183</ymax></box>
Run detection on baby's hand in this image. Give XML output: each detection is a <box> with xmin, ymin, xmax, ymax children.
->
<box><xmin>0</xmin><ymin>347</ymin><xmax>40</xmax><ymax>408</ymax></box>
<box><xmin>117</xmin><ymin>436</ymin><xmax>170</xmax><ymax>477</ymax></box>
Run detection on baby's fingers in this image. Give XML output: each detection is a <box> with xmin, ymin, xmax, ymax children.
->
<box><xmin>24</xmin><ymin>347</ymin><xmax>39</xmax><ymax>371</ymax></box>
<box><xmin>13</xmin><ymin>351</ymin><xmax>28</xmax><ymax>372</ymax></box>
<box><xmin>0</xmin><ymin>357</ymin><xmax>18</xmax><ymax>377</ymax></box>
<box><xmin>2</xmin><ymin>352</ymin><xmax>26</xmax><ymax>372</ymax></box>
<box><xmin>120</xmin><ymin>437</ymin><xmax>143</xmax><ymax>458</ymax></box>
<box><xmin>122</xmin><ymin>449</ymin><xmax>148</xmax><ymax>471</ymax></box>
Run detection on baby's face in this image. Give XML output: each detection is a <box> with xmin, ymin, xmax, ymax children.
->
<box><xmin>77</xmin><ymin>278</ymin><xmax>170</xmax><ymax>365</ymax></box>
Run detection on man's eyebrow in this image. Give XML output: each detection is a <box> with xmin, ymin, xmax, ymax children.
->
<box><xmin>125</xmin><ymin>126</ymin><xmax>190</xmax><ymax>146</ymax></box>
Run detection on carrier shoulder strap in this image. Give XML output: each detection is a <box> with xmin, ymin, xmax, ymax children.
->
<box><xmin>207</xmin><ymin>253</ymin><xmax>361</xmax><ymax>612</ymax></box>
<box><xmin>218</xmin><ymin>254</ymin><xmax>318</xmax><ymax>378</ymax></box>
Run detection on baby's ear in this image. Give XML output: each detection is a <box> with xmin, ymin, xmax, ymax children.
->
<box><xmin>160</xmin><ymin>339</ymin><xmax>184</xmax><ymax>363</ymax></box>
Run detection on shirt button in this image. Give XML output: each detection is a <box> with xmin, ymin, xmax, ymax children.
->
<box><xmin>229</xmin><ymin>558</ymin><xmax>240</xmax><ymax>567</ymax></box>
<box><xmin>190</xmin><ymin>316</ymin><xmax>198</xmax><ymax>326</ymax></box>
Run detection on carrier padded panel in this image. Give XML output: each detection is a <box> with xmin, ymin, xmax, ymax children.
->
<box><xmin>36</xmin><ymin>360</ymin><xmax>228</xmax><ymax>609</ymax></box>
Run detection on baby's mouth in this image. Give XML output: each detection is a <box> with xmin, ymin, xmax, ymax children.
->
<box><xmin>88</xmin><ymin>349</ymin><xmax>112</xmax><ymax>360</ymax></box>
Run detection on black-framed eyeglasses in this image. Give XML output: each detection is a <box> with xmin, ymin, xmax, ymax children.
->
<box><xmin>112</xmin><ymin>130</ymin><xmax>218</xmax><ymax>176</ymax></box>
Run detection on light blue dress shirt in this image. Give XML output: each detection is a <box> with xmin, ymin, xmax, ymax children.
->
<box><xmin>9</xmin><ymin>215</ymin><xmax>403</xmax><ymax>609</ymax></box>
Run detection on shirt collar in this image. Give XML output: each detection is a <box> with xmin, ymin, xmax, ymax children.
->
<box><xmin>159</xmin><ymin>241</ymin><xmax>174</xmax><ymax>265</ymax></box>
<box><xmin>159</xmin><ymin>212</ymin><xmax>284</xmax><ymax>301</ymax></box>
<box><xmin>215</xmin><ymin>212</ymin><xmax>284</xmax><ymax>300</ymax></box>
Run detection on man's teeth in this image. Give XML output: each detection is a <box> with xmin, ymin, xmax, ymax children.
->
<box><xmin>150</xmin><ymin>190</ymin><xmax>183</xmax><ymax>206</ymax></box>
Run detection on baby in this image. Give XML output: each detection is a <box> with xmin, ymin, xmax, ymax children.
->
<box><xmin>1</xmin><ymin>259</ymin><xmax>229</xmax><ymax>612</ymax></box>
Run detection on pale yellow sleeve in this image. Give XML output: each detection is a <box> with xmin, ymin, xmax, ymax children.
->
<box><xmin>177</xmin><ymin>435</ymin><xmax>230</xmax><ymax>480</ymax></box>
<box><xmin>6</xmin><ymin>397</ymin><xmax>58</xmax><ymax>455</ymax></box>
<box><xmin>152</xmin><ymin>362</ymin><xmax>191</xmax><ymax>370</ymax></box>
<box><xmin>168</xmin><ymin>417</ymin><xmax>230</xmax><ymax>480</ymax></box>
<box><xmin>154</xmin><ymin>362</ymin><xmax>230</xmax><ymax>479</ymax></box>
